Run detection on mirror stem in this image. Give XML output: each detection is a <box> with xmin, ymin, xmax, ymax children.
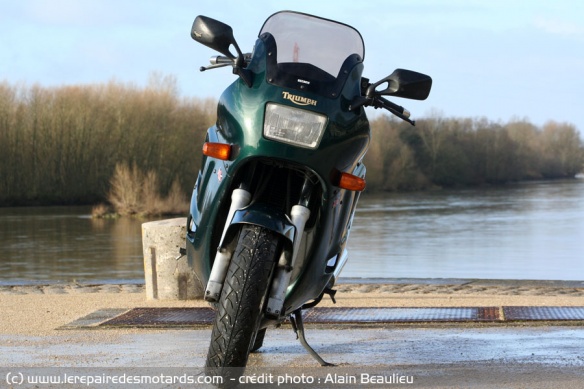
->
<box><xmin>233</xmin><ymin>66</ymin><xmax>253</xmax><ymax>87</ymax></box>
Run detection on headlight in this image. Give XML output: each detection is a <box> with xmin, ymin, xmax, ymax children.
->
<box><xmin>263</xmin><ymin>103</ymin><xmax>328</xmax><ymax>149</ymax></box>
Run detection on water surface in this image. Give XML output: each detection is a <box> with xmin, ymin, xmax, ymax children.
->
<box><xmin>346</xmin><ymin>178</ymin><xmax>584</xmax><ymax>280</ymax></box>
<box><xmin>0</xmin><ymin>207</ymin><xmax>144</xmax><ymax>284</ymax></box>
<box><xmin>1</xmin><ymin>178</ymin><xmax>582</xmax><ymax>284</ymax></box>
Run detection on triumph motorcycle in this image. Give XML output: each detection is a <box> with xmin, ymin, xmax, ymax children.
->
<box><xmin>186</xmin><ymin>10</ymin><xmax>431</xmax><ymax>382</ymax></box>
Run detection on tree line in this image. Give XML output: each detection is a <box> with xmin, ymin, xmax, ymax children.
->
<box><xmin>0</xmin><ymin>77</ymin><xmax>214</xmax><ymax>206</ymax></box>
<box><xmin>0</xmin><ymin>79</ymin><xmax>582</xmax><ymax>206</ymax></box>
<box><xmin>364</xmin><ymin>113</ymin><xmax>584</xmax><ymax>191</ymax></box>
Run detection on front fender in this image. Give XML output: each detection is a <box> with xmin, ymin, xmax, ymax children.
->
<box><xmin>222</xmin><ymin>203</ymin><xmax>296</xmax><ymax>249</ymax></box>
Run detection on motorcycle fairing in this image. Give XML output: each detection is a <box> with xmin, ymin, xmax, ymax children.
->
<box><xmin>187</xmin><ymin>21</ymin><xmax>370</xmax><ymax>315</ymax></box>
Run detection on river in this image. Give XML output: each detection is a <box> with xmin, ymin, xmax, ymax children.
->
<box><xmin>1</xmin><ymin>178</ymin><xmax>583</xmax><ymax>284</ymax></box>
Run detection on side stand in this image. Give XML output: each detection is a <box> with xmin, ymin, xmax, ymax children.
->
<box><xmin>290</xmin><ymin>309</ymin><xmax>334</xmax><ymax>367</ymax></box>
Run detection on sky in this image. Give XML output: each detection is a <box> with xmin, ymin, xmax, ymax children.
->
<box><xmin>2</xmin><ymin>0</ymin><xmax>584</xmax><ymax>133</ymax></box>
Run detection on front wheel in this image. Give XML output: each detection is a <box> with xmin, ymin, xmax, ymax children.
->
<box><xmin>205</xmin><ymin>225</ymin><xmax>281</xmax><ymax>384</ymax></box>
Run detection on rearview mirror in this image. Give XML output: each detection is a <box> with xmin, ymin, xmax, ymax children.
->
<box><xmin>367</xmin><ymin>69</ymin><xmax>432</xmax><ymax>100</ymax></box>
<box><xmin>191</xmin><ymin>15</ymin><xmax>242</xmax><ymax>60</ymax></box>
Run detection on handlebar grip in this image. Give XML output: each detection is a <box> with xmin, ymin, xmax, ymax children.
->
<box><xmin>210</xmin><ymin>56</ymin><xmax>233</xmax><ymax>65</ymax></box>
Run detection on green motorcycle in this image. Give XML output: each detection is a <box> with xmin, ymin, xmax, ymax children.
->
<box><xmin>187</xmin><ymin>10</ymin><xmax>431</xmax><ymax>382</ymax></box>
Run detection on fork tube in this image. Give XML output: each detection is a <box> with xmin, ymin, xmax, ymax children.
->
<box><xmin>204</xmin><ymin>188</ymin><xmax>251</xmax><ymax>302</ymax></box>
<box><xmin>266</xmin><ymin>204</ymin><xmax>310</xmax><ymax>316</ymax></box>
<box><xmin>266</xmin><ymin>177</ymin><xmax>313</xmax><ymax>316</ymax></box>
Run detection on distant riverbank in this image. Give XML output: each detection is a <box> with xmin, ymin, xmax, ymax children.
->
<box><xmin>1</xmin><ymin>81</ymin><xmax>583</xmax><ymax>207</ymax></box>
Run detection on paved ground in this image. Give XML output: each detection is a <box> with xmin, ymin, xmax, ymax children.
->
<box><xmin>1</xmin><ymin>279</ymin><xmax>584</xmax><ymax>388</ymax></box>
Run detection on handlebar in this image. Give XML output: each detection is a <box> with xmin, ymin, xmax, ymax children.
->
<box><xmin>349</xmin><ymin>95</ymin><xmax>415</xmax><ymax>125</ymax></box>
<box><xmin>376</xmin><ymin>97</ymin><xmax>410</xmax><ymax>119</ymax></box>
<box><xmin>199</xmin><ymin>56</ymin><xmax>231</xmax><ymax>72</ymax></box>
<box><xmin>199</xmin><ymin>54</ymin><xmax>252</xmax><ymax>72</ymax></box>
<box><xmin>211</xmin><ymin>55</ymin><xmax>233</xmax><ymax>64</ymax></box>
<box><xmin>198</xmin><ymin>55</ymin><xmax>416</xmax><ymax>125</ymax></box>
<box><xmin>375</xmin><ymin>97</ymin><xmax>415</xmax><ymax>125</ymax></box>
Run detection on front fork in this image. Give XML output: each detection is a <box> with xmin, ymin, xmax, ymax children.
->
<box><xmin>265</xmin><ymin>204</ymin><xmax>310</xmax><ymax>316</ymax></box>
<box><xmin>204</xmin><ymin>188</ymin><xmax>252</xmax><ymax>302</ymax></box>
<box><xmin>204</xmin><ymin>177</ymin><xmax>313</xmax><ymax>311</ymax></box>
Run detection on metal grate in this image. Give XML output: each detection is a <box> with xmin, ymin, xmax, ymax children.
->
<box><xmin>101</xmin><ymin>307</ymin><xmax>216</xmax><ymax>327</ymax></box>
<box><xmin>504</xmin><ymin>306</ymin><xmax>584</xmax><ymax>321</ymax></box>
<box><xmin>96</xmin><ymin>306</ymin><xmax>584</xmax><ymax>328</ymax></box>
<box><xmin>303</xmin><ymin>307</ymin><xmax>500</xmax><ymax>323</ymax></box>
<box><xmin>99</xmin><ymin>306</ymin><xmax>501</xmax><ymax>328</ymax></box>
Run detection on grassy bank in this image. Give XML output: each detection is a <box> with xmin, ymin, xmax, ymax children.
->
<box><xmin>92</xmin><ymin>162</ymin><xmax>189</xmax><ymax>217</ymax></box>
<box><xmin>1</xmin><ymin>80</ymin><xmax>583</xmax><ymax>208</ymax></box>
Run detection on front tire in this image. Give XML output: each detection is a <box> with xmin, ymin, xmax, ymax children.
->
<box><xmin>205</xmin><ymin>225</ymin><xmax>280</xmax><ymax>384</ymax></box>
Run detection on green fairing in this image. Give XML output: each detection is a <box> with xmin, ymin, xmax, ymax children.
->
<box><xmin>187</xmin><ymin>35</ymin><xmax>370</xmax><ymax>314</ymax></box>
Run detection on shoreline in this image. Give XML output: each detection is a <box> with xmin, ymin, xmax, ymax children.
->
<box><xmin>2</xmin><ymin>278</ymin><xmax>584</xmax><ymax>295</ymax></box>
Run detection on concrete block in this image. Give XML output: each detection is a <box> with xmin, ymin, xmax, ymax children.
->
<box><xmin>142</xmin><ymin>218</ymin><xmax>203</xmax><ymax>300</ymax></box>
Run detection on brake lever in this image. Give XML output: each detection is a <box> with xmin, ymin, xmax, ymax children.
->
<box><xmin>199</xmin><ymin>63</ymin><xmax>231</xmax><ymax>72</ymax></box>
<box><xmin>386</xmin><ymin>106</ymin><xmax>415</xmax><ymax>126</ymax></box>
<box><xmin>349</xmin><ymin>96</ymin><xmax>416</xmax><ymax>125</ymax></box>
<box><xmin>376</xmin><ymin>97</ymin><xmax>416</xmax><ymax>126</ymax></box>
<box><xmin>199</xmin><ymin>53</ymin><xmax>252</xmax><ymax>72</ymax></box>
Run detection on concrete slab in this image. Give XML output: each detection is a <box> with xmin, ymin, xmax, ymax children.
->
<box><xmin>2</xmin><ymin>327</ymin><xmax>584</xmax><ymax>388</ymax></box>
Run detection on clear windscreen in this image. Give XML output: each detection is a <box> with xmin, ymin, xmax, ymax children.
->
<box><xmin>260</xmin><ymin>11</ymin><xmax>364</xmax><ymax>78</ymax></box>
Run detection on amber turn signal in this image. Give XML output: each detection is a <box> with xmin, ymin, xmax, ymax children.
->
<box><xmin>338</xmin><ymin>172</ymin><xmax>366</xmax><ymax>191</ymax></box>
<box><xmin>202</xmin><ymin>142</ymin><xmax>232</xmax><ymax>161</ymax></box>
